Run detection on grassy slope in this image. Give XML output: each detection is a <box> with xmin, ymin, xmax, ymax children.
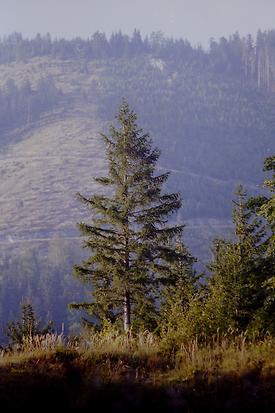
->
<box><xmin>0</xmin><ymin>57</ymin><xmax>237</xmax><ymax>261</ymax></box>
<box><xmin>0</xmin><ymin>106</ymin><xmax>106</xmax><ymax>245</ymax></box>
<box><xmin>0</xmin><ymin>56</ymin><xmax>102</xmax><ymax>92</ymax></box>
<box><xmin>0</xmin><ymin>57</ymin><xmax>107</xmax><ymax>248</ymax></box>
<box><xmin>0</xmin><ymin>335</ymin><xmax>275</xmax><ymax>412</ymax></box>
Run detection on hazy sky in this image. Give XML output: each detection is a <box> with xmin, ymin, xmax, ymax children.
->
<box><xmin>1</xmin><ymin>0</ymin><xmax>275</xmax><ymax>47</ymax></box>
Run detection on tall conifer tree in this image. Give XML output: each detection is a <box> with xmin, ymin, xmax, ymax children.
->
<box><xmin>72</xmin><ymin>102</ymin><xmax>189</xmax><ymax>331</ymax></box>
<box><xmin>206</xmin><ymin>186</ymin><xmax>267</xmax><ymax>333</ymax></box>
<box><xmin>247</xmin><ymin>156</ymin><xmax>275</xmax><ymax>331</ymax></box>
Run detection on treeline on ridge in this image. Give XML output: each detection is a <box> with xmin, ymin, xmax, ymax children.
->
<box><xmin>2</xmin><ymin>29</ymin><xmax>275</xmax><ymax>89</ymax></box>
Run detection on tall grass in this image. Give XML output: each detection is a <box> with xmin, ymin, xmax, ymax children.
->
<box><xmin>0</xmin><ymin>332</ymin><xmax>65</xmax><ymax>365</ymax></box>
<box><xmin>172</xmin><ymin>333</ymin><xmax>275</xmax><ymax>381</ymax></box>
<box><xmin>0</xmin><ymin>328</ymin><xmax>275</xmax><ymax>384</ymax></box>
<box><xmin>80</xmin><ymin>327</ymin><xmax>159</xmax><ymax>357</ymax></box>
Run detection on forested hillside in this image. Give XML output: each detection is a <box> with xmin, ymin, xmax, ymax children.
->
<box><xmin>0</xmin><ymin>30</ymin><xmax>274</xmax><ymax>337</ymax></box>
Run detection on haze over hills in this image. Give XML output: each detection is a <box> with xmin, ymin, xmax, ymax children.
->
<box><xmin>0</xmin><ymin>30</ymin><xmax>274</xmax><ymax>332</ymax></box>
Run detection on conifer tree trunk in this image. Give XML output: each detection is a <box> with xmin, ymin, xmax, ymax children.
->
<box><xmin>123</xmin><ymin>216</ymin><xmax>131</xmax><ymax>331</ymax></box>
<box><xmin>123</xmin><ymin>290</ymin><xmax>131</xmax><ymax>332</ymax></box>
<box><xmin>123</xmin><ymin>137</ymin><xmax>131</xmax><ymax>332</ymax></box>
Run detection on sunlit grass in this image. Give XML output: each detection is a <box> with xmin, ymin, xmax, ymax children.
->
<box><xmin>0</xmin><ymin>332</ymin><xmax>274</xmax><ymax>411</ymax></box>
<box><xmin>1</xmin><ymin>330</ymin><xmax>275</xmax><ymax>385</ymax></box>
<box><xmin>170</xmin><ymin>334</ymin><xmax>275</xmax><ymax>382</ymax></box>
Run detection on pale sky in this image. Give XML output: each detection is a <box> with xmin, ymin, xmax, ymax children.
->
<box><xmin>0</xmin><ymin>0</ymin><xmax>275</xmax><ymax>47</ymax></box>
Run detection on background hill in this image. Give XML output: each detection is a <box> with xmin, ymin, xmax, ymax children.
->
<box><xmin>0</xmin><ymin>31</ymin><xmax>274</xmax><ymax>338</ymax></box>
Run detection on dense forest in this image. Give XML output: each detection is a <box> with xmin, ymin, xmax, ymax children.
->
<box><xmin>0</xmin><ymin>30</ymin><xmax>274</xmax><ymax>342</ymax></box>
<box><xmin>2</xmin><ymin>29</ymin><xmax>275</xmax><ymax>91</ymax></box>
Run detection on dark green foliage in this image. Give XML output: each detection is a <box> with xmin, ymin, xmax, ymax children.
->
<box><xmin>159</xmin><ymin>241</ymin><xmax>200</xmax><ymax>345</ymax></box>
<box><xmin>253</xmin><ymin>156</ymin><xmax>275</xmax><ymax>254</ymax></box>
<box><xmin>5</xmin><ymin>302</ymin><xmax>53</xmax><ymax>345</ymax></box>
<box><xmin>204</xmin><ymin>185</ymin><xmax>273</xmax><ymax>335</ymax></box>
<box><xmin>160</xmin><ymin>241</ymin><xmax>197</xmax><ymax>317</ymax></box>
<box><xmin>72</xmin><ymin>102</ymin><xmax>191</xmax><ymax>331</ymax></box>
<box><xmin>246</xmin><ymin>156</ymin><xmax>275</xmax><ymax>332</ymax></box>
<box><xmin>161</xmin><ymin>159</ymin><xmax>275</xmax><ymax>342</ymax></box>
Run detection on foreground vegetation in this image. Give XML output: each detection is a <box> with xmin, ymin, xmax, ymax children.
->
<box><xmin>0</xmin><ymin>331</ymin><xmax>275</xmax><ymax>411</ymax></box>
<box><xmin>0</xmin><ymin>31</ymin><xmax>274</xmax><ymax>409</ymax></box>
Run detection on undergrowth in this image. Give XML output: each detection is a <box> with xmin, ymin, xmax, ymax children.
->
<box><xmin>1</xmin><ymin>327</ymin><xmax>275</xmax><ymax>383</ymax></box>
<box><xmin>0</xmin><ymin>329</ymin><xmax>275</xmax><ymax>411</ymax></box>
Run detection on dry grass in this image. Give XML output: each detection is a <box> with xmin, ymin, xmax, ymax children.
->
<box><xmin>80</xmin><ymin>328</ymin><xmax>159</xmax><ymax>357</ymax></box>
<box><xmin>0</xmin><ymin>332</ymin><xmax>65</xmax><ymax>365</ymax></box>
<box><xmin>1</xmin><ymin>330</ymin><xmax>275</xmax><ymax>382</ymax></box>
<box><xmin>0</xmin><ymin>108</ymin><xmax>107</xmax><ymax>245</ymax></box>
<box><xmin>0</xmin><ymin>332</ymin><xmax>275</xmax><ymax>411</ymax></box>
<box><xmin>172</xmin><ymin>334</ymin><xmax>275</xmax><ymax>381</ymax></box>
<box><xmin>0</xmin><ymin>57</ymin><xmax>110</xmax><ymax>247</ymax></box>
